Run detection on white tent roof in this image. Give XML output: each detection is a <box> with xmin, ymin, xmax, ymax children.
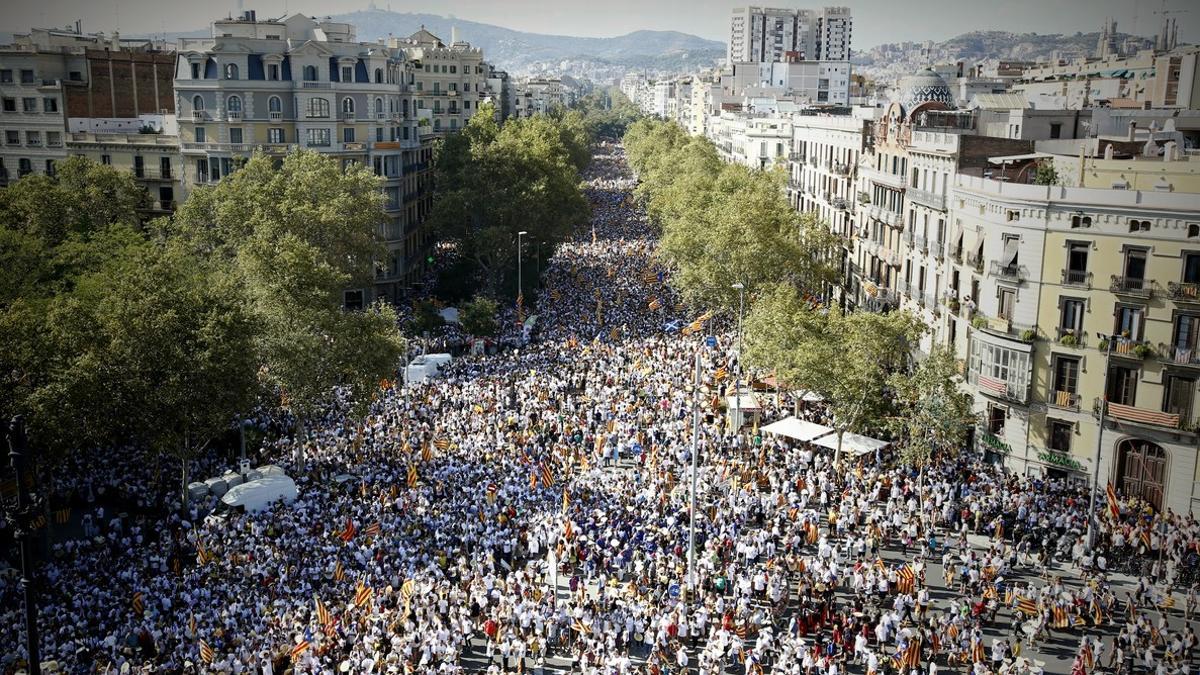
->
<box><xmin>726</xmin><ymin>392</ymin><xmax>762</xmax><ymax>411</ymax></box>
<box><xmin>812</xmin><ymin>431</ymin><xmax>890</xmax><ymax>456</ymax></box>
<box><xmin>760</xmin><ymin>416</ymin><xmax>834</xmax><ymax>443</ymax></box>
<box><xmin>793</xmin><ymin>390</ymin><xmax>824</xmax><ymax>402</ymax></box>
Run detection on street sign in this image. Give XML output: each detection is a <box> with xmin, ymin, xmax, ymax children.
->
<box><xmin>705</xmin><ymin>336</ymin><xmax>717</xmax><ymax>348</ymax></box>
<box><xmin>668</xmin><ymin>583</ymin><xmax>680</xmax><ymax>599</ymax></box>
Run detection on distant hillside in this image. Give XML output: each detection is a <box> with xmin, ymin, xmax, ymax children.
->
<box><xmin>855</xmin><ymin>29</ymin><xmax>1157</xmax><ymax>77</ymax></box>
<box><xmin>332</xmin><ymin>10</ymin><xmax>723</xmax><ymax>75</ymax></box>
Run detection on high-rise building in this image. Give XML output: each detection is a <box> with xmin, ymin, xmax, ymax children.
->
<box><xmin>174</xmin><ymin>11</ymin><xmax>433</xmax><ymax>303</ymax></box>
<box><xmin>727</xmin><ymin>6</ymin><xmax>852</xmax><ymax>65</ymax></box>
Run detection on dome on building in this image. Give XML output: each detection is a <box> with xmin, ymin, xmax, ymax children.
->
<box><xmin>898</xmin><ymin>68</ymin><xmax>955</xmax><ymax>112</ymax></box>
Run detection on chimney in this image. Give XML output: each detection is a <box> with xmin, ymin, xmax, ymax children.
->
<box><xmin>75</xmin><ymin>19</ymin><xmax>81</xmax><ymax>34</ymax></box>
<box><xmin>1127</xmin><ymin>121</ymin><xmax>1136</xmax><ymax>141</ymax></box>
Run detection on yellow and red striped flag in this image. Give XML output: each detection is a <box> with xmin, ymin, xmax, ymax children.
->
<box><xmin>339</xmin><ymin>519</ymin><xmax>356</xmax><ymax>542</ymax></box>
<box><xmin>354</xmin><ymin>582</ymin><xmax>373</xmax><ymax>608</ymax></box>
<box><xmin>315</xmin><ymin>598</ymin><xmax>330</xmax><ymax>627</ymax></box>
<box><xmin>199</xmin><ymin>639</ymin><xmax>215</xmax><ymax>664</ymax></box>
<box><xmin>363</xmin><ymin>522</ymin><xmax>382</xmax><ymax>538</ymax></box>
<box><xmin>421</xmin><ymin>444</ymin><xmax>433</xmax><ymax>463</ymax></box>
<box><xmin>407</xmin><ymin>465</ymin><xmax>418</xmax><ymax>489</ymax></box>
<box><xmin>540</xmin><ymin>463</ymin><xmax>553</xmax><ymax>488</ymax></box>
<box><xmin>131</xmin><ymin>591</ymin><xmax>145</xmax><ymax>615</ymax></box>
<box><xmin>1106</xmin><ymin>483</ymin><xmax>1120</xmax><ymax>519</ymax></box>
<box><xmin>290</xmin><ymin>638</ymin><xmax>310</xmax><ymax>661</ymax></box>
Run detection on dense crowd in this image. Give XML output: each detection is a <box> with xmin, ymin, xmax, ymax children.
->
<box><xmin>3</xmin><ymin>142</ymin><xmax>1200</xmax><ymax>675</ymax></box>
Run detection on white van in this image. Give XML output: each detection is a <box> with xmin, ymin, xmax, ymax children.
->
<box><xmin>215</xmin><ymin>475</ymin><xmax>298</xmax><ymax>516</ymax></box>
<box><xmin>404</xmin><ymin>353</ymin><xmax>452</xmax><ymax>384</ymax></box>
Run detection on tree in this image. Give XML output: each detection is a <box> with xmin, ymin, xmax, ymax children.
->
<box><xmin>409</xmin><ymin>299</ymin><xmax>445</xmax><ymax>338</ymax></box>
<box><xmin>1032</xmin><ymin>159</ymin><xmax>1060</xmax><ymax>186</ymax></box>
<box><xmin>573</xmin><ymin>88</ymin><xmax>643</xmax><ymax>139</ymax></box>
<box><xmin>744</xmin><ymin>283</ymin><xmax>924</xmax><ymax>463</ymax></box>
<box><xmin>168</xmin><ymin>151</ymin><xmax>407</xmax><ymax>447</ymax></box>
<box><xmin>429</xmin><ymin>106</ymin><xmax>589</xmax><ymax>297</ymax></box>
<box><xmin>459</xmin><ymin>296</ymin><xmax>500</xmax><ymax>338</ymax></box>
<box><xmin>886</xmin><ymin>345</ymin><xmax>976</xmax><ymax>473</ymax></box>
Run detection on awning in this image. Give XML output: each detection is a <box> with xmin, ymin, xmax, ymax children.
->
<box><xmin>792</xmin><ymin>390</ymin><xmax>824</xmax><ymax>402</ymax></box>
<box><xmin>987</xmin><ymin>152</ymin><xmax>1052</xmax><ymax>165</ymax></box>
<box><xmin>726</xmin><ymin>393</ymin><xmax>762</xmax><ymax>411</ymax></box>
<box><xmin>812</xmin><ymin>431</ymin><xmax>890</xmax><ymax>456</ymax></box>
<box><xmin>760</xmin><ymin>416</ymin><xmax>834</xmax><ymax>443</ymax></box>
<box><xmin>1001</xmin><ymin>238</ymin><xmax>1019</xmax><ymax>265</ymax></box>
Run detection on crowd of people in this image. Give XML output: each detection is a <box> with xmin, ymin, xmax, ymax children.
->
<box><xmin>3</xmin><ymin>141</ymin><xmax>1200</xmax><ymax>675</ymax></box>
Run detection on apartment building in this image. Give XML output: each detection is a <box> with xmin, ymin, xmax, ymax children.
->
<box><xmin>708</xmin><ymin>110</ymin><xmax>791</xmax><ymax>170</ymax></box>
<box><xmin>391</xmin><ymin>28</ymin><xmax>486</xmax><ymax>136</ymax></box>
<box><xmin>728</xmin><ymin>6</ymin><xmax>852</xmax><ymax>64</ymax></box>
<box><xmin>174</xmin><ymin>11</ymin><xmax>432</xmax><ymax>303</ymax></box>
<box><xmin>0</xmin><ymin>26</ymin><xmax>172</xmax><ymax>189</ymax></box>
<box><xmin>66</xmin><ymin>120</ymin><xmax>183</xmax><ymax>217</ymax></box>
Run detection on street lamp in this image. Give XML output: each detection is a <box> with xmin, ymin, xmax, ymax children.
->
<box><xmin>7</xmin><ymin>416</ymin><xmax>41</xmax><ymax>675</ymax></box>
<box><xmin>1086</xmin><ymin>333</ymin><xmax>1116</xmax><ymax>549</ymax></box>
<box><xmin>732</xmin><ymin>282</ymin><xmax>746</xmax><ymax>439</ymax></box>
<box><xmin>517</xmin><ymin>231</ymin><xmax>528</xmax><ymax>315</ymax></box>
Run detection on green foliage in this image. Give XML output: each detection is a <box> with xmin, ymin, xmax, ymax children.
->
<box><xmin>1032</xmin><ymin>159</ymin><xmax>1060</xmax><ymax>186</ymax></box>
<box><xmin>459</xmin><ymin>295</ymin><xmax>500</xmax><ymax>338</ymax></box>
<box><xmin>886</xmin><ymin>346</ymin><xmax>975</xmax><ymax>470</ymax></box>
<box><xmin>0</xmin><ymin>155</ymin><xmax>145</xmax><ymax>246</ymax></box>
<box><xmin>430</xmin><ymin>107</ymin><xmax>589</xmax><ymax>298</ymax></box>
<box><xmin>744</xmin><ymin>283</ymin><xmax>925</xmax><ymax>462</ymax></box>
<box><xmin>409</xmin><ymin>299</ymin><xmax>445</xmax><ymax>337</ymax></box>
<box><xmin>573</xmin><ymin>88</ymin><xmax>643</xmax><ymax>139</ymax></box>
<box><xmin>624</xmin><ymin>119</ymin><xmax>841</xmax><ymax>314</ymax></box>
<box><xmin>168</xmin><ymin>150</ymin><xmax>406</xmax><ymax>425</ymax></box>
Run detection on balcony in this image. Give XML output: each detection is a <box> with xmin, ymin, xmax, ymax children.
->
<box><xmin>908</xmin><ymin>187</ymin><xmax>946</xmax><ymax>211</ymax></box>
<box><xmin>269</xmin><ymin>111</ymin><xmax>283</xmax><ymax>121</ymax></box>
<box><xmin>1061</xmin><ymin>269</ymin><xmax>1092</xmax><ymax>288</ymax></box>
<box><xmin>1109</xmin><ymin>336</ymin><xmax>1154</xmax><ymax>359</ymax></box>
<box><xmin>192</xmin><ymin>111</ymin><xmax>207</xmax><ymax>121</ymax></box>
<box><xmin>831</xmin><ymin>162</ymin><xmax>850</xmax><ymax>176</ymax></box>
<box><xmin>1049</xmin><ymin>390</ymin><xmax>1081</xmax><ymax>410</ymax></box>
<box><xmin>301</xmin><ymin>81</ymin><xmax>332</xmax><ymax>89</ymax></box>
<box><xmin>788</xmin><ymin>152</ymin><xmax>804</xmax><ymax>162</ymax></box>
<box><xmin>1110</xmin><ymin>275</ymin><xmax>1153</xmax><ymax>298</ymax></box>
<box><xmin>990</xmin><ymin>261</ymin><xmax>1026</xmax><ymax>283</ymax></box>
<box><xmin>866</xmin><ymin>205</ymin><xmax>902</xmax><ymax>229</ymax></box>
<box><xmin>1162</xmin><ymin>344</ymin><xmax>1200</xmax><ymax>368</ymax></box>
<box><xmin>132</xmin><ymin>166</ymin><xmax>173</xmax><ymax>180</ymax></box>
<box><xmin>965</xmin><ymin>252</ymin><xmax>984</xmax><ymax>274</ymax></box>
<box><xmin>831</xmin><ymin>197</ymin><xmax>849</xmax><ymax>210</ymax></box>
<box><xmin>342</xmin><ymin>112</ymin><xmax>356</xmax><ymax>121</ymax></box>
<box><xmin>861</xmin><ymin>166</ymin><xmax>905</xmax><ymax>190</ymax></box>
<box><xmin>147</xmin><ymin>200</ymin><xmax>177</xmax><ymax>212</ymax></box>
<box><xmin>1168</xmin><ymin>282</ymin><xmax>1200</xmax><ymax>303</ymax></box>
<box><xmin>1101</xmin><ymin>399</ymin><xmax>1181</xmax><ymax>430</ymax></box>
<box><xmin>226</xmin><ymin>110</ymin><xmax>242</xmax><ymax>121</ymax></box>
<box><xmin>1055</xmin><ymin>328</ymin><xmax>1087</xmax><ymax>348</ymax></box>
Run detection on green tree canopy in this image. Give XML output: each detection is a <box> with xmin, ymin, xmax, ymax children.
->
<box><xmin>459</xmin><ymin>296</ymin><xmax>500</xmax><ymax>338</ymax></box>
<box><xmin>886</xmin><ymin>345</ymin><xmax>976</xmax><ymax>471</ymax></box>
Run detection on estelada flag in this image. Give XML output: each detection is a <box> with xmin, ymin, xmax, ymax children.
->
<box><xmin>1016</xmin><ymin>597</ymin><xmax>1038</xmax><ymax>615</ymax></box>
<box><xmin>290</xmin><ymin>638</ymin><xmax>310</xmax><ymax>661</ymax></box>
<box><xmin>407</xmin><ymin>465</ymin><xmax>418</xmax><ymax>489</ymax></box>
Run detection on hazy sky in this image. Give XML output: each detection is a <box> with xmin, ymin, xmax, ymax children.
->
<box><xmin>8</xmin><ymin>0</ymin><xmax>1197</xmax><ymax>49</ymax></box>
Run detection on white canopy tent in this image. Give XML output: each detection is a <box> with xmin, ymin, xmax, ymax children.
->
<box><xmin>759</xmin><ymin>416</ymin><xmax>834</xmax><ymax>443</ymax></box>
<box><xmin>812</xmin><ymin>431</ymin><xmax>890</xmax><ymax>456</ymax></box>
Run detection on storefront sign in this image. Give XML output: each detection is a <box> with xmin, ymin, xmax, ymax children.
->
<box><xmin>1037</xmin><ymin>450</ymin><xmax>1086</xmax><ymax>472</ymax></box>
<box><xmin>979</xmin><ymin>432</ymin><xmax>1011</xmax><ymax>454</ymax></box>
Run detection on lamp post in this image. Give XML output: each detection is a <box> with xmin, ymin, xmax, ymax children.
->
<box><xmin>732</xmin><ymin>282</ymin><xmax>746</xmax><ymax>439</ymax></box>
<box><xmin>517</xmin><ymin>230</ymin><xmax>528</xmax><ymax>315</ymax></box>
<box><xmin>686</xmin><ymin>346</ymin><xmax>702</xmax><ymax>611</ymax></box>
<box><xmin>1087</xmin><ymin>333</ymin><xmax>1116</xmax><ymax>549</ymax></box>
<box><xmin>7</xmin><ymin>416</ymin><xmax>41</xmax><ymax>675</ymax></box>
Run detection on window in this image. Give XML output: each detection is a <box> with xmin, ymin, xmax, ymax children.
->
<box><xmin>1108</xmin><ymin>366</ymin><xmax>1138</xmax><ymax>406</ymax></box>
<box><xmin>4</xmin><ymin>130</ymin><xmax>17</xmax><ymax>145</ymax></box>
<box><xmin>341</xmin><ymin>66</ymin><xmax>353</xmax><ymax>82</ymax></box>
<box><xmin>1070</xmin><ymin>215</ymin><xmax>1092</xmax><ymax>228</ymax></box>
<box><xmin>193</xmin><ymin>95</ymin><xmax>205</xmax><ymax>111</ymax></box>
<box><xmin>1053</xmin><ymin>357</ymin><xmax>1079</xmax><ymax>395</ymax></box>
<box><xmin>375</xmin><ymin>68</ymin><xmax>383</xmax><ymax>83</ymax></box>
<box><xmin>1129</xmin><ymin>219</ymin><xmax>1151</xmax><ymax>232</ymax></box>
<box><xmin>1060</xmin><ymin>298</ymin><xmax>1084</xmax><ymax>335</ymax></box>
<box><xmin>1190</xmin><ymin>224</ymin><xmax>1200</xmax><ymax>239</ymax></box>
<box><xmin>1065</xmin><ymin>242</ymin><xmax>1088</xmax><ymax>284</ymax></box>
<box><xmin>18</xmin><ymin>158</ymin><xmax>31</xmax><ymax>176</ymax></box>
<box><xmin>1115</xmin><ymin>305</ymin><xmax>1145</xmax><ymax>340</ymax></box>
<box><xmin>1184</xmin><ymin>253</ymin><xmax>1200</xmax><ymax>285</ymax></box>
<box><xmin>1174</xmin><ymin>315</ymin><xmax>1200</xmax><ymax>352</ymax></box>
<box><xmin>133</xmin><ymin>155</ymin><xmax>144</xmax><ymax>177</ymax></box>
<box><xmin>998</xmin><ymin>287</ymin><xmax>1016</xmax><ymax>320</ymax></box>
<box><xmin>970</xmin><ymin>340</ymin><xmax>1032</xmax><ymax>402</ymax></box>
<box><xmin>342</xmin><ymin>97</ymin><xmax>355</xmax><ymax>114</ymax></box>
<box><xmin>100</xmin><ymin>154</ymin><xmax>111</xmax><ymax>165</ymax></box>
<box><xmin>343</xmin><ymin>127</ymin><xmax>355</xmax><ymax>143</ymax></box>
<box><xmin>1048</xmin><ymin>420</ymin><xmax>1072</xmax><ymax>452</ymax></box>
<box><xmin>303</xmin><ymin>65</ymin><xmax>318</xmax><ymax>81</ymax></box>
<box><xmin>191</xmin><ymin>62</ymin><xmax>201</xmax><ymax>79</ymax></box>
<box><xmin>196</xmin><ymin>158</ymin><xmax>208</xmax><ymax>183</ymax></box>
<box><xmin>25</xmin><ymin>131</ymin><xmax>39</xmax><ymax>146</ymax></box>
<box><xmin>43</xmin><ymin>97</ymin><xmax>57</xmax><ymax>112</ymax></box>
<box><xmin>306</xmin><ymin>128</ymin><xmax>331</xmax><ymax>147</ymax></box>
<box><xmin>1006</xmin><ymin>210</ymin><xmax>1020</xmax><ymax>222</ymax></box>
<box><xmin>1049</xmin><ymin>122</ymin><xmax>1062</xmax><ymax>139</ymax></box>
<box><xmin>1164</xmin><ymin>375</ymin><xmax>1195</xmax><ymax>423</ymax></box>
<box><xmin>229</xmin><ymin>128</ymin><xmax>243</xmax><ymax>144</ymax></box>
<box><xmin>224</xmin><ymin>63</ymin><xmax>239</xmax><ymax>79</ymax></box>
<box><xmin>195</xmin><ymin>127</ymin><xmax>206</xmax><ymax>143</ymax></box>
<box><xmin>307</xmin><ymin>98</ymin><xmax>330</xmax><ymax>118</ymax></box>
<box><xmin>987</xmin><ymin>404</ymin><xmax>1006</xmax><ymax>435</ymax></box>
<box><xmin>45</xmin><ymin>159</ymin><xmax>55</xmax><ymax>177</ymax></box>
<box><xmin>0</xmin><ymin>69</ymin><xmax>11</xmax><ymax>83</ymax></box>
<box><xmin>2</xmin><ymin>98</ymin><xmax>15</xmax><ymax>112</ymax></box>
<box><xmin>268</xmin><ymin>128</ymin><xmax>285</xmax><ymax>144</ymax></box>
<box><xmin>68</xmin><ymin>71</ymin><xmax>81</xmax><ymax>82</ymax></box>
<box><xmin>227</xmin><ymin>96</ymin><xmax>242</xmax><ymax>113</ymax></box>
<box><xmin>1123</xmin><ymin>249</ymin><xmax>1148</xmax><ymax>285</ymax></box>
<box><xmin>450</xmin><ymin>65</ymin><xmax>457</xmax><ymax>73</ymax></box>
<box><xmin>160</xmin><ymin>156</ymin><xmax>172</xmax><ymax>179</ymax></box>
<box><xmin>22</xmin><ymin>98</ymin><xmax>37</xmax><ymax>112</ymax></box>
<box><xmin>268</xmin><ymin>64</ymin><xmax>279</xmax><ymax>80</ymax></box>
<box><xmin>20</xmin><ymin>69</ymin><xmax>34</xmax><ymax>84</ymax></box>
<box><xmin>269</xmin><ymin>96</ymin><xmax>282</xmax><ymax>115</ymax></box>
